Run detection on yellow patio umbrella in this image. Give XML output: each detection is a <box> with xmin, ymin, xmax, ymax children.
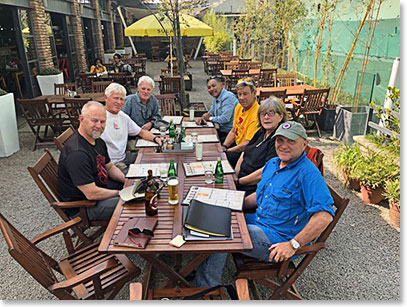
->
<box><xmin>125</xmin><ymin>13</ymin><xmax>213</xmax><ymax>74</ymax></box>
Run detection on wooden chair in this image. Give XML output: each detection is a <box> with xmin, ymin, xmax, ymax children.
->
<box><xmin>291</xmin><ymin>88</ymin><xmax>330</xmax><ymax>138</ymax></box>
<box><xmin>18</xmin><ymin>98</ymin><xmax>65</xmax><ymax>151</ymax></box>
<box><xmin>159</xmin><ymin>76</ymin><xmax>181</xmax><ymax>95</ymax></box>
<box><xmin>54</xmin><ymin>125</ymin><xmax>75</xmax><ymax>151</ymax></box>
<box><xmin>54</xmin><ymin>83</ymin><xmax>77</xmax><ymax>95</ymax></box>
<box><xmin>0</xmin><ymin>212</ymin><xmax>140</xmax><ymax>300</ymax></box>
<box><xmin>107</xmin><ymin>72</ymin><xmax>132</xmax><ymax>95</ymax></box>
<box><xmin>233</xmin><ymin>184</ymin><xmax>348</xmax><ymax>300</ymax></box>
<box><xmin>224</xmin><ymin>62</ymin><xmax>240</xmax><ymax>70</ymax></box>
<box><xmin>258</xmin><ymin>89</ymin><xmax>287</xmax><ymax>104</ymax></box>
<box><xmin>249</xmin><ymin>62</ymin><xmax>263</xmax><ymax>69</ymax></box>
<box><xmin>258</xmin><ymin>68</ymin><xmax>277</xmax><ymax>87</ymax></box>
<box><xmin>151</xmin><ymin>46</ymin><xmax>161</xmax><ymax>62</ymax></box>
<box><xmin>277</xmin><ymin>73</ymin><xmax>296</xmax><ymax>87</ymax></box>
<box><xmin>77</xmin><ymin>73</ymin><xmax>95</xmax><ymax>93</ymax></box>
<box><xmin>156</xmin><ymin>94</ymin><xmax>181</xmax><ymax>116</ymax></box>
<box><xmin>27</xmin><ymin>149</ymin><xmax>108</xmax><ymax>249</ymax></box>
<box><xmin>91</xmin><ymin>80</ymin><xmax>112</xmax><ymax>93</ymax></box>
<box><xmin>129</xmin><ymin>279</ymin><xmax>251</xmax><ymax>300</ymax></box>
<box><xmin>226</xmin><ymin>69</ymin><xmax>249</xmax><ymax>94</ymax></box>
<box><xmin>63</xmin><ymin>97</ymin><xmax>91</xmax><ymax>128</ymax></box>
<box><xmin>160</xmin><ymin>68</ymin><xmax>179</xmax><ymax>76</ymax></box>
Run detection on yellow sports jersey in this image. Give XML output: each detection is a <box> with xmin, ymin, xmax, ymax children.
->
<box><xmin>233</xmin><ymin>102</ymin><xmax>259</xmax><ymax>145</ymax></box>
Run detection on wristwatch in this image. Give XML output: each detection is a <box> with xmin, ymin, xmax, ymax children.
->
<box><xmin>290</xmin><ymin>239</ymin><xmax>301</xmax><ymax>251</ymax></box>
<box><xmin>209</xmin><ymin>116</ymin><xmax>213</xmax><ymax>121</ymax></box>
<box><xmin>153</xmin><ymin>136</ymin><xmax>159</xmax><ymax>144</ymax></box>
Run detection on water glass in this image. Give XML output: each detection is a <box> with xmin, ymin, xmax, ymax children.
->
<box><xmin>189</xmin><ymin>108</ymin><xmax>195</xmax><ymax>121</ymax></box>
<box><xmin>195</xmin><ymin>142</ymin><xmax>203</xmax><ymax>160</ymax></box>
<box><xmin>191</xmin><ymin>132</ymin><xmax>198</xmax><ymax>144</ymax></box>
<box><xmin>204</xmin><ymin>164</ymin><xmax>214</xmax><ymax>184</ymax></box>
<box><xmin>159</xmin><ymin>165</ymin><xmax>168</xmax><ymax>183</ymax></box>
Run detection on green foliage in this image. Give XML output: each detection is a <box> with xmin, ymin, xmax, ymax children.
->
<box><xmin>365</xmin><ymin>133</ymin><xmax>400</xmax><ymax>157</ymax></box>
<box><xmin>203</xmin><ymin>12</ymin><xmax>231</xmax><ymax>54</ymax></box>
<box><xmin>0</xmin><ymin>88</ymin><xmax>7</xmax><ymax>96</ymax></box>
<box><xmin>334</xmin><ymin>143</ymin><xmax>361</xmax><ymax>180</ymax></box>
<box><xmin>370</xmin><ymin>86</ymin><xmax>400</xmax><ymax>134</ymax></box>
<box><xmin>39</xmin><ymin>67</ymin><xmax>61</xmax><ymax>75</ymax></box>
<box><xmin>383</xmin><ymin>178</ymin><xmax>400</xmax><ymax>206</ymax></box>
<box><xmin>353</xmin><ymin>151</ymin><xmax>399</xmax><ymax>189</ymax></box>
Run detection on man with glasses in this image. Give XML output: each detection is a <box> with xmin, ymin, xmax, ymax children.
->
<box><xmin>195</xmin><ymin>76</ymin><xmax>238</xmax><ymax>143</ymax></box>
<box><xmin>222</xmin><ymin>77</ymin><xmax>260</xmax><ymax>168</ymax></box>
<box><xmin>58</xmin><ymin>101</ymin><xmax>125</xmax><ymax>221</ymax></box>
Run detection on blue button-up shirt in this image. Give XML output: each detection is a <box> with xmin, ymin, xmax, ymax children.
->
<box><xmin>208</xmin><ymin>88</ymin><xmax>238</xmax><ymax>133</ymax></box>
<box><xmin>122</xmin><ymin>93</ymin><xmax>161</xmax><ymax>127</ymax></box>
<box><xmin>247</xmin><ymin>152</ymin><xmax>335</xmax><ymax>244</ymax></box>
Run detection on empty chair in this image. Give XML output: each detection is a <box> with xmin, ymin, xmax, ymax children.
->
<box><xmin>91</xmin><ymin>80</ymin><xmax>112</xmax><ymax>93</ymax></box>
<box><xmin>291</xmin><ymin>88</ymin><xmax>330</xmax><ymax>138</ymax></box>
<box><xmin>18</xmin><ymin>98</ymin><xmax>65</xmax><ymax>150</ymax></box>
<box><xmin>63</xmin><ymin>97</ymin><xmax>91</xmax><ymax>128</ymax></box>
<box><xmin>156</xmin><ymin>94</ymin><xmax>181</xmax><ymax>116</ymax></box>
<box><xmin>258</xmin><ymin>89</ymin><xmax>287</xmax><ymax>104</ymax></box>
<box><xmin>77</xmin><ymin>73</ymin><xmax>95</xmax><ymax>93</ymax></box>
<box><xmin>277</xmin><ymin>73</ymin><xmax>296</xmax><ymax>87</ymax></box>
<box><xmin>159</xmin><ymin>76</ymin><xmax>181</xmax><ymax>95</ymax></box>
<box><xmin>258</xmin><ymin>68</ymin><xmax>277</xmax><ymax>87</ymax></box>
<box><xmin>54</xmin><ymin>125</ymin><xmax>75</xmax><ymax>151</ymax></box>
<box><xmin>107</xmin><ymin>72</ymin><xmax>132</xmax><ymax>95</ymax></box>
<box><xmin>233</xmin><ymin>184</ymin><xmax>348</xmax><ymax>300</ymax></box>
<box><xmin>54</xmin><ymin>83</ymin><xmax>77</xmax><ymax>95</ymax></box>
<box><xmin>0</xmin><ymin>212</ymin><xmax>140</xmax><ymax>300</ymax></box>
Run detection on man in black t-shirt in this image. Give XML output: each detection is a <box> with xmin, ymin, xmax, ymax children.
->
<box><xmin>58</xmin><ymin>101</ymin><xmax>125</xmax><ymax>221</ymax></box>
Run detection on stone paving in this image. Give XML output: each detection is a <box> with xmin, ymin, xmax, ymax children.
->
<box><xmin>0</xmin><ymin>59</ymin><xmax>400</xmax><ymax>300</ymax></box>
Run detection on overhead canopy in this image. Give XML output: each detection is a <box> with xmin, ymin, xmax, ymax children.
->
<box><xmin>125</xmin><ymin>13</ymin><xmax>213</xmax><ymax>37</ymax></box>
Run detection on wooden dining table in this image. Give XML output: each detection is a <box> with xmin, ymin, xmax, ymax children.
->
<box><xmin>98</xmin><ymin>126</ymin><xmax>252</xmax><ymax>298</ymax></box>
<box><xmin>36</xmin><ymin>92</ymin><xmax>105</xmax><ymax>104</ymax></box>
<box><xmin>256</xmin><ymin>84</ymin><xmax>317</xmax><ymax>97</ymax></box>
<box><xmin>220</xmin><ymin>69</ymin><xmax>261</xmax><ymax>77</ymax></box>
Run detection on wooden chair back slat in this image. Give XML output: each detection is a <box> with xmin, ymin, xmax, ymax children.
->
<box><xmin>277</xmin><ymin>73</ymin><xmax>296</xmax><ymax>87</ymax></box>
<box><xmin>91</xmin><ymin>81</ymin><xmax>112</xmax><ymax>93</ymax></box>
<box><xmin>63</xmin><ymin>97</ymin><xmax>91</xmax><ymax>128</ymax></box>
<box><xmin>259</xmin><ymin>68</ymin><xmax>277</xmax><ymax>87</ymax></box>
<box><xmin>78</xmin><ymin>73</ymin><xmax>95</xmax><ymax>93</ymax></box>
<box><xmin>258</xmin><ymin>89</ymin><xmax>287</xmax><ymax>103</ymax></box>
<box><xmin>159</xmin><ymin>76</ymin><xmax>181</xmax><ymax>95</ymax></box>
<box><xmin>54</xmin><ymin>125</ymin><xmax>75</xmax><ymax>151</ymax></box>
<box><xmin>18</xmin><ymin>98</ymin><xmax>51</xmax><ymax>121</ymax></box>
<box><xmin>155</xmin><ymin>94</ymin><xmax>181</xmax><ymax>116</ymax></box>
<box><xmin>55</xmin><ymin>83</ymin><xmax>77</xmax><ymax>95</ymax></box>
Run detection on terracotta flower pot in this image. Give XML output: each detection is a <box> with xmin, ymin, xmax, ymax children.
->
<box><xmin>341</xmin><ymin>166</ymin><xmax>361</xmax><ymax>191</ymax></box>
<box><xmin>360</xmin><ymin>184</ymin><xmax>385</xmax><ymax>204</ymax></box>
<box><xmin>389</xmin><ymin>202</ymin><xmax>400</xmax><ymax>228</ymax></box>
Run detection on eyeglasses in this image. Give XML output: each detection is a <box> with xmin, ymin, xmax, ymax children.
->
<box><xmin>128</xmin><ymin>227</ymin><xmax>154</xmax><ymax>238</ymax></box>
<box><xmin>260</xmin><ymin>110</ymin><xmax>277</xmax><ymax>117</ymax></box>
<box><xmin>237</xmin><ymin>78</ymin><xmax>254</xmax><ymax>86</ymax></box>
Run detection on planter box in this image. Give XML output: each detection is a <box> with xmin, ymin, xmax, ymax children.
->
<box><xmin>189</xmin><ymin>102</ymin><xmax>208</xmax><ymax>117</ymax></box>
<box><xmin>0</xmin><ymin>93</ymin><xmax>20</xmax><ymax>157</ymax></box>
<box><xmin>333</xmin><ymin>106</ymin><xmax>369</xmax><ymax>145</ymax></box>
<box><xmin>317</xmin><ymin>107</ymin><xmax>336</xmax><ymax>132</ymax></box>
<box><xmin>36</xmin><ymin>73</ymin><xmax>64</xmax><ymax>95</ymax></box>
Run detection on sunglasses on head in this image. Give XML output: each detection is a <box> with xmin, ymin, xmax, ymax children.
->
<box><xmin>237</xmin><ymin>78</ymin><xmax>254</xmax><ymax>86</ymax></box>
<box><xmin>206</xmin><ymin>76</ymin><xmax>223</xmax><ymax>83</ymax></box>
<box><xmin>128</xmin><ymin>227</ymin><xmax>154</xmax><ymax>238</ymax></box>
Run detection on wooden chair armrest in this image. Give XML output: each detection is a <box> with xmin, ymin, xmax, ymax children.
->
<box><xmin>48</xmin><ymin>259</ymin><xmax>116</xmax><ymax>292</ymax></box>
<box><xmin>236</xmin><ymin>279</ymin><xmax>250</xmax><ymax>300</ymax></box>
<box><xmin>51</xmin><ymin>200</ymin><xmax>97</xmax><ymax>208</ymax></box>
<box><xmin>129</xmin><ymin>283</ymin><xmax>143</xmax><ymax>300</ymax></box>
<box><xmin>31</xmin><ymin>217</ymin><xmax>82</xmax><ymax>245</ymax></box>
<box><xmin>294</xmin><ymin>242</ymin><xmax>325</xmax><ymax>255</ymax></box>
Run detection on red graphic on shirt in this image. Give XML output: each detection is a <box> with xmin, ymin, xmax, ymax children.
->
<box><xmin>96</xmin><ymin>154</ymin><xmax>108</xmax><ymax>185</ymax></box>
<box><xmin>235</xmin><ymin>116</ymin><xmax>243</xmax><ymax>136</ymax></box>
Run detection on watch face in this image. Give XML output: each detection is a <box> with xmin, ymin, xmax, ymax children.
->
<box><xmin>291</xmin><ymin>240</ymin><xmax>300</xmax><ymax>249</ymax></box>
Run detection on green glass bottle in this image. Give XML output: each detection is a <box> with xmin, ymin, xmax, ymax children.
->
<box><xmin>169</xmin><ymin>120</ymin><xmax>176</xmax><ymax>139</ymax></box>
<box><xmin>168</xmin><ymin>159</ymin><xmax>177</xmax><ymax>177</ymax></box>
<box><xmin>180</xmin><ymin>126</ymin><xmax>186</xmax><ymax>142</ymax></box>
<box><xmin>215</xmin><ymin>157</ymin><xmax>224</xmax><ymax>184</ymax></box>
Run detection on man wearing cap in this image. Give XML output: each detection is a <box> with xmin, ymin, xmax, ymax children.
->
<box><xmin>193</xmin><ymin>121</ymin><xmax>335</xmax><ymax>287</ymax></box>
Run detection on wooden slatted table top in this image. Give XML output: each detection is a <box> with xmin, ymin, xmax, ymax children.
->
<box><xmin>256</xmin><ymin>84</ymin><xmax>316</xmax><ymax>96</ymax></box>
<box><xmin>99</xmin><ymin>128</ymin><xmax>252</xmax><ymax>255</ymax></box>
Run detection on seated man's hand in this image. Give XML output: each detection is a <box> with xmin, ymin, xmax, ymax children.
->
<box><xmin>268</xmin><ymin>241</ymin><xmax>296</xmax><ymax>262</ymax></box>
<box><xmin>202</xmin><ymin>113</ymin><xmax>211</xmax><ymax>121</ymax></box>
<box><xmin>155</xmin><ymin>137</ymin><xmax>163</xmax><ymax>146</ymax></box>
<box><xmin>221</xmin><ymin>146</ymin><xmax>228</xmax><ymax>152</ymax></box>
<box><xmin>142</xmin><ymin>121</ymin><xmax>153</xmax><ymax>130</ymax></box>
<box><xmin>195</xmin><ymin>117</ymin><xmax>202</xmax><ymax>125</ymax></box>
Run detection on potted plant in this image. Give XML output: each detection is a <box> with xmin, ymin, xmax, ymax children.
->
<box><xmin>353</xmin><ymin>152</ymin><xmax>398</xmax><ymax>204</ymax></box>
<box><xmin>334</xmin><ymin>143</ymin><xmax>361</xmax><ymax>190</ymax></box>
<box><xmin>0</xmin><ymin>88</ymin><xmax>20</xmax><ymax>157</ymax></box>
<box><xmin>36</xmin><ymin>67</ymin><xmax>63</xmax><ymax>95</ymax></box>
<box><xmin>383</xmin><ymin>178</ymin><xmax>400</xmax><ymax>228</ymax></box>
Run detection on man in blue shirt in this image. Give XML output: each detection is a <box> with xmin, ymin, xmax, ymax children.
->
<box><xmin>193</xmin><ymin>121</ymin><xmax>335</xmax><ymax>287</ymax></box>
<box><xmin>123</xmin><ymin>75</ymin><xmax>161</xmax><ymax>130</ymax></box>
<box><xmin>195</xmin><ymin>76</ymin><xmax>238</xmax><ymax>143</ymax></box>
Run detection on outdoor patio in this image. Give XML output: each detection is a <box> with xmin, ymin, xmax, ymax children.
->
<box><xmin>0</xmin><ymin>58</ymin><xmax>400</xmax><ymax>300</ymax></box>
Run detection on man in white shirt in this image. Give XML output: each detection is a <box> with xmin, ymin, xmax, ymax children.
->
<box><xmin>101</xmin><ymin>83</ymin><xmax>162</xmax><ymax>174</ymax></box>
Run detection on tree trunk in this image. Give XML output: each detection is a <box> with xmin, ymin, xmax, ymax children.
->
<box><xmin>173</xmin><ymin>3</ymin><xmax>187</xmax><ymax>109</ymax></box>
<box><xmin>314</xmin><ymin>0</ymin><xmax>328</xmax><ymax>87</ymax></box>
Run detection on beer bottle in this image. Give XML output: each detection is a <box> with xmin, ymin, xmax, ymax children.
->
<box><xmin>169</xmin><ymin>120</ymin><xmax>176</xmax><ymax>139</ymax></box>
<box><xmin>215</xmin><ymin>157</ymin><xmax>224</xmax><ymax>184</ymax></box>
<box><xmin>168</xmin><ymin>159</ymin><xmax>177</xmax><ymax>177</ymax></box>
<box><xmin>145</xmin><ymin>169</ymin><xmax>158</xmax><ymax>216</ymax></box>
<box><xmin>180</xmin><ymin>126</ymin><xmax>186</xmax><ymax>142</ymax></box>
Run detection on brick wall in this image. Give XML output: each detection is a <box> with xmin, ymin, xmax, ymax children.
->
<box><xmin>70</xmin><ymin>0</ymin><xmax>87</xmax><ymax>72</ymax></box>
<box><xmin>92</xmin><ymin>0</ymin><xmax>104</xmax><ymax>59</ymax></box>
<box><xmin>106</xmin><ymin>0</ymin><xmax>116</xmax><ymax>50</ymax></box>
<box><xmin>29</xmin><ymin>0</ymin><xmax>53</xmax><ymax>69</ymax></box>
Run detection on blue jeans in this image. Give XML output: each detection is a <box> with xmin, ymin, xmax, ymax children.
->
<box><xmin>193</xmin><ymin>224</ymin><xmax>272</xmax><ymax>287</ymax></box>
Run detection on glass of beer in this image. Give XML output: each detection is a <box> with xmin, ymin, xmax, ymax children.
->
<box><xmin>168</xmin><ymin>176</ymin><xmax>179</xmax><ymax>205</ymax></box>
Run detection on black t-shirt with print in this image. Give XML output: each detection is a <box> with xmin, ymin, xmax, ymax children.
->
<box><xmin>58</xmin><ymin>131</ymin><xmax>110</xmax><ymax>215</ymax></box>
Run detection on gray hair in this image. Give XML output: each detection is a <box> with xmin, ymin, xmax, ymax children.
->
<box><xmin>104</xmin><ymin>82</ymin><xmax>126</xmax><ymax>97</ymax></box>
<box><xmin>81</xmin><ymin>101</ymin><xmax>105</xmax><ymax>117</ymax></box>
<box><xmin>257</xmin><ymin>96</ymin><xmax>288</xmax><ymax>128</ymax></box>
<box><xmin>138</xmin><ymin>75</ymin><xmax>155</xmax><ymax>89</ymax></box>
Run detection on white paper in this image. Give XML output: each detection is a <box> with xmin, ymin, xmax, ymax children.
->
<box><xmin>135</xmin><ymin>139</ymin><xmax>158</xmax><ymax>147</ymax></box>
<box><xmin>126</xmin><ymin>162</ymin><xmax>176</xmax><ymax>178</ymax></box>
<box><xmin>196</xmin><ymin>134</ymin><xmax>219</xmax><ymax>143</ymax></box>
<box><xmin>183</xmin><ymin>160</ymin><xmax>235</xmax><ymax>176</ymax></box>
<box><xmin>163</xmin><ymin>116</ymin><xmax>183</xmax><ymax>125</ymax></box>
<box><xmin>182</xmin><ymin>121</ymin><xmax>214</xmax><ymax>128</ymax></box>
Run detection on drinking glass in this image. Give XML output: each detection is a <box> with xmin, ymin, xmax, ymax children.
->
<box><xmin>204</xmin><ymin>163</ymin><xmax>214</xmax><ymax>184</ymax></box>
<box><xmin>189</xmin><ymin>108</ymin><xmax>195</xmax><ymax>121</ymax></box>
<box><xmin>159</xmin><ymin>164</ymin><xmax>168</xmax><ymax>184</ymax></box>
<box><xmin>168</xmin><ymin>176</ymin><xmax>179</xmax><ymax>205</ymax></box>
<box><xmin>195</xmin><ymin>142</ymin><xmax>203</xmax><ymax>161</ymax></box>
<box><xmin>191</xmin><ymin>132</ymin><xmax>198</xmax><ymax>144</ymax></box>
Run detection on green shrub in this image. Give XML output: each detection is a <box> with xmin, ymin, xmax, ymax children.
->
<box><xmin>0</xmin><ymin>88</ymin><xmax>7</xmax><ymax>96</ymax></box>
<box><xmin>333</xmin><ymin>144</ymin><xmax>361</xmax><ymax>179</ymax></box>
<box><xmin>383</xmin><ymin>178</ymin><xmax>400</xmax><ymax>206</ymax></box>
<box><xmin>203</xmin><ymin>12</ymin><xmax>232</xmax><ymax>54</ymax></box>
<box><xmin>39</xmin><ymin>67</ymin><xmax>61</xmax><ymax>75</ymax></box>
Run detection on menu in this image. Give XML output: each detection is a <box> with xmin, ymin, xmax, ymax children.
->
<box><xmin>163</xmin><ymin>116</ymin><xmax>183</xmax><ymax>125</ymax></box>
<box><xmin>126</xmin><ymin>162</ymin><xmax>176</xmax><ymax>178</ymax></box>
<box><xmin>182</xmin><ymin>121</ymin><xmax>214</xmax><ymax>128</ymax></box>
<box><xmin>183</xmin><ymin>160</ymin><xmax>235</xmax><ymax>177</ymax></box>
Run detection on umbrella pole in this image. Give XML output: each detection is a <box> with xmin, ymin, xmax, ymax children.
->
<box><xmin>170</xmin><ymin>37</ymin><xmax>173</xmax><ymax>77</ymax></box>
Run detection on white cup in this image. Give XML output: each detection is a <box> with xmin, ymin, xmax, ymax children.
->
<box><xmin>190</xmin><ymin>108</ymin><xmax>195</xmax><ymax>121</ymax></box>
<box><xmin>195</xmin><ymin>142</ymin><xmax>203</xmax><ymax>161</ymax></box>
<box><xmin>191</xmin><ymin>132</ymin><xmax>198</xmax><ymax>144</ymax></box>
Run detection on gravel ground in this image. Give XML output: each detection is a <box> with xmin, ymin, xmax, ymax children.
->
<box><xmin>0</xmin><ymin>59</ymin><xmax>400</xmax><ymax>300</ymax></box>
